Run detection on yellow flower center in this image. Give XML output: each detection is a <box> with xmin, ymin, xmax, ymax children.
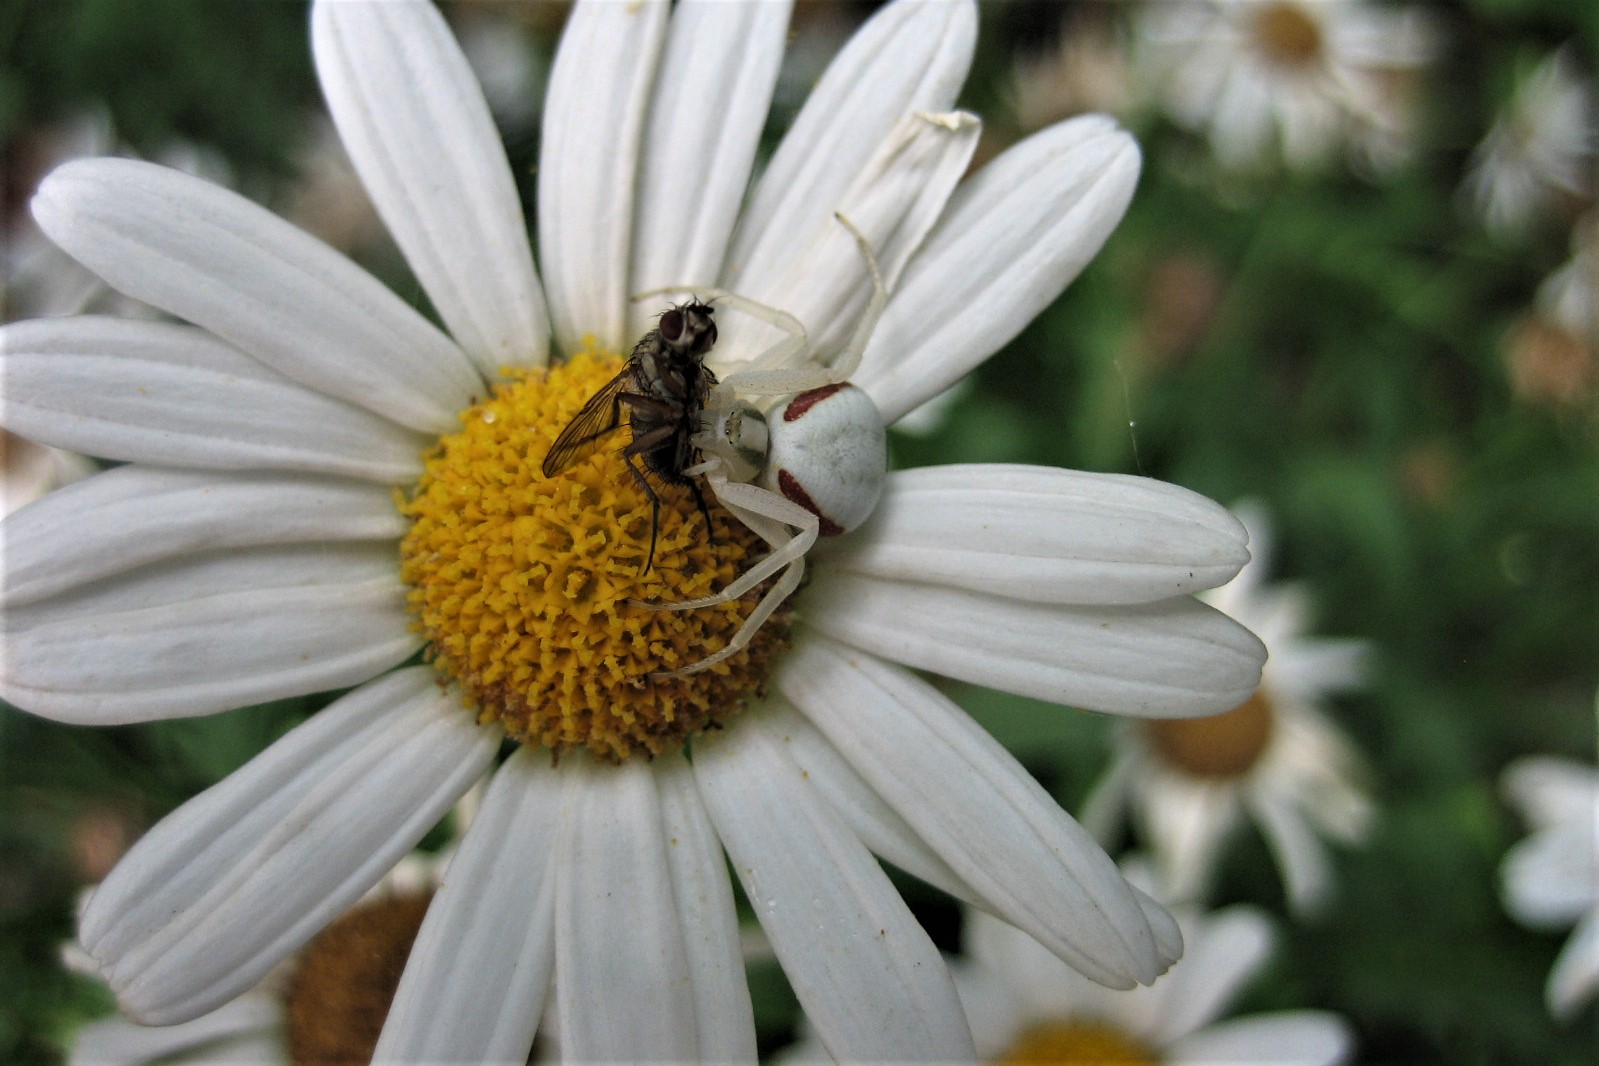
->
<box><xmin>997</xmin><ymin>1019</ymin><xmax>1159</xmax><ymax>1066</ymax></box>
<box><xmin>1145</xmin><ymin>688</ymin><xmax>1276</xmax><ymax>778</ymax></box>
<box><xmin>398</xmin><ymin>349</ymin><xmax>784</xmax><ymax>762</ymax></box>
<box><xmin>1250</xmin><ymin>1</ymin><xmax>1325</xmax><ymax>68</ymax></box>
<box><xmin>284</xmin><ymin>894</ymin><xmax>430</xmax><ymax>1066</ymax></box>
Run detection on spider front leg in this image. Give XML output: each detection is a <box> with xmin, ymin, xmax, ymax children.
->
<box><xmin>643</xmin><ymin>470</ymin><xmax>819</xmax><ymax>681</ymax></box>
<box><xmin>718</xmin><ymin>212</ymin><xmax>889</xmax><ymax>398</ymax></box>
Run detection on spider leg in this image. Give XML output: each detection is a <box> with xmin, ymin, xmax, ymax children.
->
<box><xmin>635</xmin><ymin>479</ymin><xmax>817</xmax><ymax>610</ymax></box>
<box><xmin>647</xmin><ymin>475</ymin><xmax>815</xmax><ymax>680</ymax></box>
<box><xmin>824</xmin><ymin>211</ymin><xmax>889</xmax><ymax>382</ymax></box>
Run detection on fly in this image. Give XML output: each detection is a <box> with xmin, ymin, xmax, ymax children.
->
<box><xmin>541</xmin><ymin>300</ymin><xmax>719</xmax><ymax>573</ymax></box>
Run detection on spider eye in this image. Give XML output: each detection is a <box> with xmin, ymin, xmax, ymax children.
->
<box><xmin>659</xmin><ymin>309</ymin><xmax>684</xmax><ymax>341</ymax></box>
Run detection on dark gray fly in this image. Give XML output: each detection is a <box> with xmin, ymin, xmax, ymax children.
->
<box><xmin>541</xmin><ymin>300</ymin><xmax>719</xmax><ymax>573</ymax></box>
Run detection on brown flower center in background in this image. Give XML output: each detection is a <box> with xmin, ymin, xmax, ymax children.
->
<box><xmin>1146</xmin><ymin>688</ymin><xmax>1276</xmax><ymax>778</ymax></box>
<box><xmin>284</xmin><ymin>894</ymin><xmax>431</xmax><ymax>1066</ymax></box>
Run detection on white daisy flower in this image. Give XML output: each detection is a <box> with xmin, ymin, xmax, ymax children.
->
<box><xmin>1134</xmin><ymin>0</ymin><xmax>1438</xmax><ymax>171</ymax></box>
<box><xmin>953</xmin><ymin>902</ymin><xmax>1353</xmax><ymax>1066</ymax></box>
<box><xmin>66</xmin><ymin>850</ymin><xmax>450</xmax><ymax>1066</ymax></box>
<box><xmin>1</xmin><ymin>0</ymin><xmax>1267</xmax><ymax>1060</ymax></box>
<box><xmin>1500</xmin><ymin>754</ymin><xmax>1599</xmax><ymax>1019</ymax></box>
<box><xmin>1084</xmin><ymin>504</ymin><xmax>1374</xmax><ymax>915</ymax></box>
<box><xmin>1465</xmin><ymin>48</ymin><xmax>1596</xmax><ymax>240</ymax></box>
<box><xmin>1502</xmin><ymin>214</ymin><xmax>1598</xmax><ymax>409</ymax></box>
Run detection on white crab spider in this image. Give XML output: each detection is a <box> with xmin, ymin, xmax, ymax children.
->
<box><xmin>635</xmin><ymin>216</ymin><xmax>890</xmax><ymax>680</ymax></box>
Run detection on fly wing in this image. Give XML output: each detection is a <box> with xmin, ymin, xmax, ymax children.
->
<box><xmin>541</xmin><ymin>363</ymin><xmax>637</xmax><ymax>478</ymax></box>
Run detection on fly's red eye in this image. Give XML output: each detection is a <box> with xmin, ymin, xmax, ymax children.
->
<box><xmin>659</xmin><ymin>309</ymin><xmax>684</xmax><ymax>341</ymax></box>
<box><xmin>698</xmin><ymin>321</ymin><xmax>719</xmax><ymax>353</ymax></box>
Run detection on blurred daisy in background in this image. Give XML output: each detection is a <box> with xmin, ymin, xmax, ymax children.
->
<box><xmin>65</xmin><ymin>847</ymin><xmax>450</xmax><ymax>1066</ymax></box>
<box><xmin>1133</xmin><ymin>0</ymin><xmax>1438</xmax><ymax>172</ymax></box>
<box><xmin>950</xmin><ymin>899</ymin><xmax>1353</xmax><ymax>1066</ymax></box>
<box><xmin>1501</xmin><ymin>213</ymin><xmax>1598</xmax><ymax>411</ymax></box>
<box><xmin>1500</xmin><ymin>753</ymin><xmax>1599</xmax><ymax>1020</ymax></box>
<box><xmin>0</xmin><ymin>0</ymin><xmax>1267</xmax><ymax>1061</ymax></box>
<box><xmin>1084</xmin><ymin>503</ymin><xmax>1375</xmax><ymax>915</ymax></box>
<box><xmin>1008</xmin><ymin>5</ymin><xmax>1132</xmax><ymax>137</ymax></box>
<box><xmin>1464</xmin><ymin>47</ymin><xmax>1596</xmax><ymax>241</ymax></box>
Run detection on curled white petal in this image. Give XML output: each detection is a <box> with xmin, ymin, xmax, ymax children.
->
<box><xmin>694</xmin><ymin>710</ymin><xmax>976</xmax><ymax>1062</ymax></box>
<box><xmin>538</xmin><ymin>0</ymin><xmax>669</xmax><ymax>356</ymax></box>
<box><xmin>656</xmin><ymin>758</ymin><xmax>758</xmax><ymax>1063</ymax></box>
<box><xmin>555</xmin><ymin>757</ymin><xmax>698</xmax><ymax>1063</ymax></box>
<box><xmin>628</xmin><ymin>0</ymin><xmax>792</xmax><ymax>339</ymax></box>
<box><xmin>1</xmin><ymin>465</ymin><xmax>405</xmax><ymax>608</ymax></box>
<box><xmin>0</xmin><ymin>317</ymin><xmax>426</xmax><ymax>483</ymax></box>
<box><xmin>375</xmin><ymin>746</ymin><xmax>558</xmax><ymax>1065</ymax></box>
<box><xmin>31</xmin><ymin>159</ymin><xmax>481</xmax><ymax>433</ymax></box>
<box><xmin>802</xmin><ymin>571</ymin><xmax>1267</xmax><ymax>718</ymax></box>
<box><xmin>1</xmin><ymin>544</ymin><xmax>418</xmax><ymax>724</ymax></box>
<box><xmin>79</xmin><ymin>668</ymin><xmax>499</xmax><ymax>1024</ymax></box>
<box><xmin>856</xmin><ymin>116</ymin><xmax>1141</xmax><ymax>424</ymax></box>
<box><xmin>825</xmin><ymin>464</ymin><xmax>1249</xmax><ymax>605</ymax></box>
<box><xmin>777</xmin><ymin>636</ymin><xmax>1174</xmax><ymax>988</ymax></box>
<box><xmin>726</xmin><ymin>0</ymin><xmax>976</xmax><ymax>290</ymax></box>
<box><xmin>313</xmin><ymin>0</ymin><xmax>549</xmax><ymax>378</ymax></box>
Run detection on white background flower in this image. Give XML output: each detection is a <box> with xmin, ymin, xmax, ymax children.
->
<box><xmin>1135</xmin><ymin>0</ymin><xmax>1437</xmax><ymax>171</ymax></box>
<box><xmin>1465</xmin><ymin>48</ymin><xmax>1596</xmax><ymax>240</ymax></box>
<box><xmin>1500</xmin><ymin>754</ymin><xmax>1599</xmax><ymax>1018</ymax></box>
<box><xmin>1085</xmin><ymin>503</ymin><xmax>1374</xmax><ymax>914</ymax></box>
<box><xmin>957</xmin><ymin>901</ymin><xmax>1353</xmax><ymax>1066</ymax></box>
<box><xmin>2</xmin><ymin>1</ymin><xmax>1265</xmax><ymax>1061</ymax></box>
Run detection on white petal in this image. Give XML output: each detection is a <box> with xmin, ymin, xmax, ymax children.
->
<box><xmin>962</xmin><ymin>906</ymin><xmax>1132</xmax><ymax>1028</ymax></box>
<box><xmin>1249</xmin><ymin>789</ymin><xmax>1335</xmax><ymax>917</ymax></box>
<box><xmin>68</xmin><ymin>992</ymin><xmax>282</xmax><ymax>1066</ymax></box>
<box><xmin>375</xmin><ymin>747</ymin><xmax>558</xmax><ymax>1065</ymax></box>
<box><xmin>1</xmin><ymin>544</ymin><xmax>418</xmax><ymax>724</ymax></box>
<box><xmin>1167</xmin><ymin>1012</ymin><xmax>1355</xmax><ymax>1066</ymax></box>
<box><xmin>312</xmin><ymin>0</ymin><xmax>549</xmax><ymax>378</ymax></box>
<box><xmin>1137</xmin><ymin>772</ymin><xmax>1239</xmax><ymax>904</ymax></box>
<box><xmin>725</xmin><ymin>0</ymin><xmax>976</xmax><ymax>290</ymax></box>
<box><xmin>79</xmin><ymin>668</ymin><xmax>499</xmax><ymax>1024</ymax></box>
<box><xmin>538</xmin><ymin>0</ymin><xmax>669</xmax><ymax>356</ymax></box>
<box><xmin>627</xmin><ymin>0</ymin><xmax>792</xmax><ymax>338</ymax></box>
<box><xmin>1272</xmin><ymin>637</ymin><xmax>1371</xmax><ymax>701</ymax></box>
<box><xmin>731</xmin><ymin>109</ymin><xmax>981</xmax><ymax>366</ymax></box>
<box><xmin>802</xmin><ymin>571</ymin><xmax>1267</xmax><ymax>717</ymax></box>
<box><xmin>947</xmin><ymin>957</ymin><xmax>1027</xmax><ymax>1060</ymax></box>
<box><xmin>31</xmin><ymin>159</ymin><xmax>480</xmax><ymax>433</ymax></box>
<box><xmin>0</xmin><ymin>317</ymin><xmax>426</xmax><ymax>483</ymax></box>
<box><xmin>1548</xmin><ymin>906</ymin><xmax>1599</xmax><ymax>1019</ymax></box>
<box><xmin>856</xmin><ymin>116</ymin><xmax>1141</xmax><ymax>425</ymax></box>
<box><xmin>775</xmin><ymin>696</ymin><xmax>982</xmax><ymax>907</ymax></box>
<box><xmin>656</xmin><ymin>758</ymin><xmax>759</xmax><ymax>1064</ymax></box>
<box><xmin>555</xmin><ymin>757</ymin><xmax>698</xmax><ymax>1063</ymax></box>
<box><xmin>777</xmin><ymin>636</ymin><xmax>1172</xmax><ymax>988</ymax></box>
<box><xmin>1502</xmin><ymin>757</ymin><xmax>1599</xmax><ymax>831</ymax></box>
<box><xmin>694</xmin><ymin>711</ymin><xmax>976</xmax><ymax>1062</ymax></box>
<box><xmin>1147</xmin><ymin>905</ymin><xmax>1275</xmax><ymax>1044</ymax></box>
<box><xmin>1</xmin><ymin>465</ymin><xmax>405</xmax><ymax>607</ymax></box>
<box><xmin>1502</xmin><ymin>820</ymin><xmax>1599</xmax><ymax>927</ymax></box>
<box><xmin>825</xmin><ymin>464</ymin><xmax>1249</xmax><ymax>605</ymax></box>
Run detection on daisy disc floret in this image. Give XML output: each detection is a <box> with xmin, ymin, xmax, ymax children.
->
<box><xmin>399</xmin><ymin>349</ymin><xmax>780</xmax><ymax>761</ymax></box>
<box><xmin>0</xmin><ymin>0</ymin><xmax>1270</xmax><ymax>1061</ymax></box>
